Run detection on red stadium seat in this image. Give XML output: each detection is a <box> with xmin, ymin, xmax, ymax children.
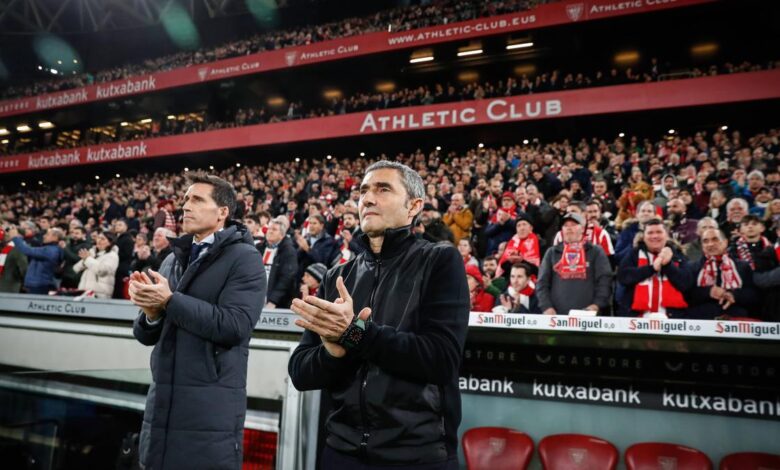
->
<box><xmin>719</xmin><ymin>452</ymin><xmax>780</xmax><ymax>470</ymax></box>
<box><xmin>538</xmin><ymin>433</ymin><xmax>618</xmax><ymax>470</ymax></box>
<box><xmin>462</xmin><ymin>427</ymin><xmax>534</xmax><ymax>470</ymax></box>
<box><xmin>625</xmin><ymin>443</ymin><xmax>712</xmax><ymax>470</ymax></box>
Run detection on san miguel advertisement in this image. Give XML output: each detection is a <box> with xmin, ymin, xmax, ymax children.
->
<box><xmin>1</xmin><ymin>69</ymin><xmax>777</xmax><ymax>175</ymax></box>
<box><xmin>0</xmin><ymin>0</ymin><xmax>714</xmax><ymax>118</ymax></box>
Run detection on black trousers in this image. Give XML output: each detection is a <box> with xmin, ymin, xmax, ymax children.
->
<box><xmin>320</xmin><ymin>446</ymin><xmax>459</xmax><ymax>470</ymax></box>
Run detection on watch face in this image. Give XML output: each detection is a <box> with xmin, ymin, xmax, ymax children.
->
<box><xmin>345</xmin><ymin>325</ymin><xmax>364</xmax><ymax>344</ymax></box>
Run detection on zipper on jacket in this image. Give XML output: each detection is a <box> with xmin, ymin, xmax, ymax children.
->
<box><xmin>359</xmin><ymin>258</ymin><xmax>381</xmax><ymax>457</ymax></box>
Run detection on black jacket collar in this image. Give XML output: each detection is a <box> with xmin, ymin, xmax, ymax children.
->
<box><xmin>356</xmin><ymin>225</ymin><xmax>416</xmax><ymax>261</ymax></box>
<box><xmin>169</xmin><ymin>220</ymin><xmax>252</xmax><ymax>266</ymax></box>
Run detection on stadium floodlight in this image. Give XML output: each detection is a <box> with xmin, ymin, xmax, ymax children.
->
<box><xmin>409</xmin><ymin>55</ymin><xmax>434</xmax><ymax>64</ymax></box>
<box><xmin>115</xmin><ymin>174</ymin><xmax>120</xmax><ymax>178</ymax></box>
<box><xmin>37</xmin><ymin>65</ymin><xmax>43</xmax><ymax>70</ymax></box>
<box><xmin>120</xmin><ymin>122</ymin><xmax>129</xmax><ymax>127</ymax></box>
<box><xmin>478</xmin><ymin>143</ymin><xmax>484</xmax><ymax>148</ymax></box>
<box><xmin>73</xmin><ymin>59</ymin><xmax>78</xmax><ymax>64</ymax></box>
<box><xmin>38</xmin><ymin>181</ymin><xmax>43</xmax><ymax>185</ymax></box>
<box><xmin>721</xmin><ymin>125</ymin><xmax>728</xmax><ymax>131</ymax></box>
<box><xmin>436</xmin><ymin>146</ymin><xmax>441</xmax><ymax>151</ymax></box>
<box><xmin>295</xmin><ymin>157</ymin><xmax>301</xmax><ymax>162</ymax></box>
<box><xmin>0</xmin><ymin>128</ymin><xmax>8</xmax><ymax>135</ymax></box>
<box><xmin>506</xmin><ymin>41</ymin><xmax>533</xmax><ymax>50</ymax></box>
<box><xmin>38</xmin><ymin>121</ymin><xmax>55</xmax><ymax>129</ymax></box>
<box><xmin>21</xmin><ymin>182</ymin><xmax>26</xmax><ymax>187</ymax></box>
<box><xmin>184</xmin><ymin>167</ymin><xmax>189</xmax><ymax>172</ymax></box>
<box><xmin>457</xmin><ymin>49</ymin><xmax>483</xmax><ymax>57</ymax></box>
<box><xmin>140</xmin><ymin>118</ymin><xmax>152</xmax><ymax>124</ymax></box>
<box><xmin>50</xmin><ymin>68</ymin><xmax>58</xmax><ymax>75</ymax></box>
<box><xmin>209</xmin><ymin>165</ymin><xmax>215</xmax><ymax>170</ymax></box>
<box><xmin>167</xmin><ymin>115</ymin><xmax>176</xmax><ymax>120</ymax></box>
<box><xmin>57</xmin><ymin>60</ymin><xmax>62</xmax><ymax>65</ymax></box>
<box><xmin>1</xmin><ymin>139</ymin><xmax>8</xmax><ymax>144</ymax></box>
<box><xmin>619</xmin><ymin>133</ymin><xmax>625</xmax><ymax>138</ymax></box>
<box><xmin>236</xmin><ymin>163</ymin><xmax>241</xmax><ymax>167</ymax></box>
<box><xmin>16</xmin><ymin>124</ymin><xmax>32</xmax><ymax>132</ymax></box>
<box><xmin>359</xmin><ymin>152</ymin><xmax>365</xmax><ymax>157</ymax></box>
<box><xmin>668</xmin><ymin>129</ymin><xmax>675</xmax><ymax>134</ymax></box>
<box><xmin>95</xmin><ymin>175</ymin><xmax>100</xmax><ymax>180</ymax></box>
<box><xmin>523</xmin><ymin>139</ymin><xmax>530</xmax><ymax>145</ymax></box>
<box><xmin>326</xmin><ymin>155</ymin><xmax>332</xmax><ymax>160</ymax></box>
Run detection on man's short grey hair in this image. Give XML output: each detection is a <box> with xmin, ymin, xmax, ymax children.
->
<box><xmin>364</xmin><ymin>160</ymin><xmax>425</xmax><ymax>201</ymax></box>
<box><xmin>269</xmin><ymin>216</ymin><xmax>289</xmax><ymax>235</ymax></box>
<box><xmin>727</xmin><ymin>198</ymin><xmax>749</xmax><ymax>211</ymax></box>
<box><xmin>748</xmin><ymin>170</ymin><xmax>765</xmax><ymax>181</ymax></box>
<box><xmin>155</xmin><ymin>227</ymin><xmax>176</xmax><ymax>238</ymax></box>
<box><xmin>697</xmin><ymin>217</ymin><xmax>717</xmax><ymax>230</ymax></box>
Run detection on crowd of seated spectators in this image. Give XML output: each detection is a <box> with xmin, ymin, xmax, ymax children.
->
<box><xmin>1</xmin><ymin>126</ymin><xmax>778</xmax><ymax>321</ymax></box>
<box><xmin>0</xmin><ymin>0</ymin><xmax>545</xmax><ymax>100</ymax></box>
<box><xmin>2</xmin><ymin>57</ymin><xmax>775</xmax><ymax>157</ymax></box>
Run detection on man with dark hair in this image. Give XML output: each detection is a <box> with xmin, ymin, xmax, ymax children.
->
<box><xmin>112</xmin><ymin>218</ymin><xmax>135</xmax><ymax>298</ymax></box>
<box><xmin>0</xmin><ymin>226</ymin><xmax>28</xmax><ymax>293</ymax></box>
<box><xmin>295</xmin><ymin>213</ymin><xmax>341</xmax><ymax>272</ymax></box>
<box><xmin>617</xmin><ymin>219</ymin><xmax>693</xmax><ymax>317</ymax></box>
<box><xmin>61</xmin><ymin>225</ymin><xmax>91</xmax><ymax>289</ymax></box>
<box><xmin>496</xmin><ymin>262</ymin><xmax>539</xmax><ymax>313</ymax></box>
<box><xmin>729</xmin><ymin>215</ymin><xmax>770</xmax><ymax>269</ymax></box>
<box><xmin>128</xmin><ymin>173</ymin><xmax>266</xmax><ymax>469</ymax></box>
<box><xmin>289</xmin><ymin>160</ymin><xmax>469</xmax><ymax>469</ymax></box>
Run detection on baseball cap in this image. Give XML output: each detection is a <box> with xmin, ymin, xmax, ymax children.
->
<box><xmin>562</xmin><ymin>212</ymin><xmax>585</xmax><ymax>225</ymax></box>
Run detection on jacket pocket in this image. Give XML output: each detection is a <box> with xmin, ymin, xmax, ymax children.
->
<box><xmin>204</xmin><ymin>342</ymin><xmax>219</xmax><ymax>381</ymax></box>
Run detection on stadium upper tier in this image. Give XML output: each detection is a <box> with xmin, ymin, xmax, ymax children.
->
<box><xmin>0</xmin><ymin>68</ymin><xmax>777</xmax><ymax>175</ymax></box>
<box><xmin>0</xmin><ymin>0</ymin><xmax>713</xmax><ymax>119</ymax></box>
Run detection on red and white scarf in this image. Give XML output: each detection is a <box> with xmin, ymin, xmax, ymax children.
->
<box><xmin>734</xmin><ymin>236</ymin><xmax>770</xmax><ymax>269</ymax></box>
<box><xmin>338</xmin><ymin>240</ymin><xmax>352</xmax><ymax>265</ymax></box>
<box><xmin>631</xmin><ymin>250</ymin><xmax>688</xmax><ymax>312</ymax></box>
<box><xmin>554</xmin><ymin>243</ymin><xmax>588</xmax><ymax>280</ymax></box>
<box><xmin>554</xmin><ymin>224</ymin><xmax>614</xmax><ymax>256</ymax></box>
<box><xmin>163</xmin><ymin>209</ymin><xmax>177</xmax><ymax>233</ymax></box>
<box><xmin>500</xmin><ymin>232</ymin><xmax>541</xmax><ymax>267</ymax></box>
<box><xmin>0</xmin><ymin>241</ymin><xmax>14</xmax><ymax>276</ymax></box>
<box><xmin>698</xmin><ymin>254</ymin><xmax>743</xmax><ymax>290</ymax></box>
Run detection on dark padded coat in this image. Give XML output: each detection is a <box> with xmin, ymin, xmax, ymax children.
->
<box><xmin>133</xmin><ymin>221</ymin><xmax>266</xmax><ymax>470</ymax></box>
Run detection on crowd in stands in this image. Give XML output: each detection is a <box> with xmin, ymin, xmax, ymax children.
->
<box><xmin>0</xmin><ymin>0</ymin><xmax>545</xmax><ymax>100</ymax></box>
<box><xmin>1</xmin><ymin>126</ymin><xmax>779</xmax><ymax>321</ymax></box>
<box><xmin>3</xmin><ymin>57</ymin><xmax>776</xmax><ymax>157</ymax></box>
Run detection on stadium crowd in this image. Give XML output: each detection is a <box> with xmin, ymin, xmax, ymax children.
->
<box><xmin>0</xmin><ymin>0</ymin><xmax>545</xmax><ymax>100</ymax></box>
<box><xmin>1</xmin><ymin>126</ymin><xmax>779</xmax><ymax>321</ymax></box>
<box><xmin>2</xmin><ymin>57</ymin><xmax>775</xmax><ymax>157</ymax></box>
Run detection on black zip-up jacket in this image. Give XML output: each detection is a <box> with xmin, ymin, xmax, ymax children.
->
<box><xmin>288</xmin><ymin>225</ymin><xmax>469</xmax><ymax>465</ymax></box>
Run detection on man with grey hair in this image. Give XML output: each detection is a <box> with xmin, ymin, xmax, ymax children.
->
<box><xmin>684</xmin><ymin>217</ymin><xmax>719</xmax><ymax>262</ymax></box>
<box><xmin>289</xmin><ymin>160</ymin><xmax>469</xmax><ymax>469</ymax></box>
<box><xmin>723</xmin><ymin>197</ymin><xmax>749</xmax><ymax>239</ymax></box>
<box><xmin>262</xmin><ymin>216</ymin><xmax>298</xmax><ymax>309</ymax></box>
<box><xmin>7</xmin><ymin>226</ymin><xmax>64</xmax><ymax>294</ymax></box>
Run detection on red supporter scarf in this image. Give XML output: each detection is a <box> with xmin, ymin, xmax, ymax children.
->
<box><xmin>698</xmin><ymin>254</ymin><xmax>743</xmax><ymax>290</ymax></box>
<box><xmin>631</xmin><ymin>250</ymin><xmax>688</xmax><ymax>312</ymax></box>
<box><xmin>776</xmin><ymin>242</ymin><xmax>780</xmax><ymax>263</ymax></box>
<box><xmin>735</xmin><ymin>236</ymin><xmax>770</xmax><ymax>269</ymax></box>
<box><xmin>508</xmin><ymin>278</ymin><xmax>536</xmax><ymax>311</ymax></box>
<box><xmin>554</xmin><ymin>243</ymin><xmax>588</xmax><ymax>280</ymax></box>
<box><xmin>500</xmin><ymin>232</ymin><xmax>541</xmax><ymax>267</ymax></box>
<box><xmin>555</xmin><ymin>224</ymin><xmax>614</xmax><ymax>256</ymax></box>
<box><xmin>0</xmin><ymin>241</ymin><xmax>14</xmax><ymax>276</ymax></box>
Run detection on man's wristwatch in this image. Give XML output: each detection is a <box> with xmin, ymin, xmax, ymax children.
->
<box><xmin>338</xmin><ymin>317</ymin><xmax>367</xmax><ymax>350</ymax></box>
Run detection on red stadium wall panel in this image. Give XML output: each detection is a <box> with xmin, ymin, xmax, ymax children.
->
<box><xmin>0</xmin><ymin>0</ymin><xmax>715</xmax><ymax>119</ymax></box>
<box><xmin>2</xmin><ymin>68</ymin><xmax>775</xmax><ymax>175</ymax></box>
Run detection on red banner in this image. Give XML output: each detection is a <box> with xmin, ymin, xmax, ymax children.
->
<box><xmin>3</xmin><ymin>67</ymin><xmax>772</xmax><ymax>175</ymax></box>
<box><xmin>0</xmin><ymin>0</ymin><xmax>714</xmax><ymax>119</ymax></box>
